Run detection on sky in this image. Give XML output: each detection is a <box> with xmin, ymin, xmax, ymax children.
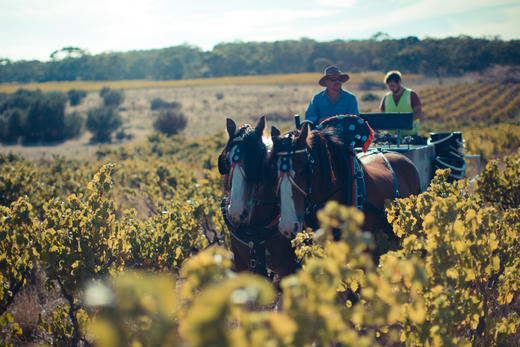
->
<box><xmin>1</xmin><ymin>0</ymin><xmax>519</xmax><ymax>62</ymax></box>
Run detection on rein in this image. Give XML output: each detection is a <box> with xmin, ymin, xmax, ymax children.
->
<box><xmin>221</xmin><ymin>197</ymin><xmax>279</xmax><ymax>277</ymax></box>
<box><xmin>275</xmin><ymin>148</ymin><xmax>310</xmax><ymax>198</ymax></box>
<box><xmin>226</xmin><ymin>137</ymin><xmax>247</xmax><ymax>187</ymax></box>
<box><xmin>220</xmin><ymin>128</ymin><xmax>280</xmax><ymax>276</ymax></box>
<box><xmin>275</xmin><ymin>135</ymin><xmax>355</xmax><ymax>229</ymax></box>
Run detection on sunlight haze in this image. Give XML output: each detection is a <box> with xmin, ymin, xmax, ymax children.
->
<box><xmin>1</xmin><ymin>0</ymin><xmax>519</xmax><ymax>61</ymax></box>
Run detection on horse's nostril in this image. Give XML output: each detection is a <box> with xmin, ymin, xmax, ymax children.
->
<box><xmin>293</xmin><ymin>223</ymin><xmax>300</xmax><ymax>235</ymax></box>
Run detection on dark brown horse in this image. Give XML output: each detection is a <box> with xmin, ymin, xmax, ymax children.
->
<box><xmin>269</xmin><ymin>121</ymin><xmax>420</xmax><ymax>257</ymax></box>
<box><xmin>218</xmin><ymin>116</ymin><xmax>299</xmax><ymax>278</ymax></box>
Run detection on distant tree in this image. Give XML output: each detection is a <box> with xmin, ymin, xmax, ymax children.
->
<box><xmin>86</xmin><ymin>106</ymin><xmax>122</xmax><ymax>143</ymax></box>
<box><xmin>152</xmin><ymin>56</ymin><xmax>184</xmax><ymax>80</ymax></box>
<box><xmin>0</xmin><ymin>37</ymin><xmax>520</xmax><ymax>82</ymax></box>
<box><xmin>313</xmin><ymin>58</ymin><xmax>333</xmax><ymax>72</ymax></box>
<box><xmin>370</xmin><ymin>32</ymin><xmax>391</xmax><ymax>41</ymax></box>
<box><xmin>50</xmin><ymin>47</ymin><xmax>89</xmax><ymax>61</ymax></box>
<box><xmin>419</xmin><ymin>39</ymin><xmax>451</xmax><ymax>83</ymax></box>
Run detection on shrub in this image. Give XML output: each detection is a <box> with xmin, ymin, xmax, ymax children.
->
<box><xmin>102</xmin><ymin>90</ymin><xmax>125</xmax><ymax>108</ymax></box>
<box><xmin>216</xmin><ymin>93</ymin><xmax>224</xmax><ymax>100</ymax></box>
<box><xmin>24</xmin><ymin>91</ymin><xmax>68</xmax><ymax>143</ymax></box>
<box><xmin>150</xmin><ymin>98</ymin><xmax>181</xmax><ymax>111</ymax></box>
<box><xmin>0</xmin><ymin>89</ymin><xmax>85</xmax><ymax>144</ymax></box>
<box><xmin>67</xmin><ymin>89</ymin><xmax>87</xmax><ymax>106</ymax></box>
<box><xmin>359</xmin><ymin>78</ymin><xmax>385</xmax><ymax>90</ymax></box>
<box><xmin>63</xmin><ymin>111</ymin><xmax>84</xmax><ymax>139</ymax></box>
<box><xmin>99</xmin><ymin>87</ymin><xmax>110</xmax><ymax>97</ymax></box>
<box><xmin>361</xmin><ymin>92</ymin><xmax>379</xmax><ymax>102</ymax></box>
<box><xmin>264</xmin><ymin>111</ymin><xmax>293</xmax><ymax>122</ymax></box>
<box><xmin>153</xmin><ymin>108</ymin><xmax>187</xmax><ymax>136</ymax></box>
<box><xmin>86</xmin><ymin>106</ymin><xmax>122</xmax><ymax>143</ymax></box>
<box><xmin>0</xmin><ymin>108</ymin><xmax>25</xmax><ymax>144</ymax></box>
<box><xmin>115</xmin><ymin>128</ymin><xmax>134</xmax><ymax>141</ymax></box>
<box><xmin>0</xmin><ymin>89</ymin><xmax>43</xmax><ymax>114</ymax></box>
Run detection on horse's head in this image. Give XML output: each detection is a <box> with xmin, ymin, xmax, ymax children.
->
<box><xmin>218</xmin><ymin>116</ymin><xmax>274</xmax><ymax>225</ymax></box>
<box><xmin>269</xmin><ymin>124</ymin><xmax>312</xmax><ymax>238</ymax></box>
<box><xmin>270</xmin><ymin>123</ymin><xmax>349</xmax><ymax>237</ymax></box>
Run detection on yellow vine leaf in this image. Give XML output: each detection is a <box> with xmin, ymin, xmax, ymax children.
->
<box><xmin>492</xmin><ymin>256</ymin><xmax>500</xmax><ymax>271</ymax></box>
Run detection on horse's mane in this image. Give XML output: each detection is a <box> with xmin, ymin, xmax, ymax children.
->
<box><xmin>241</xmin><ymin>127</ymin><xmax>268</xmax><ymax>184</ymax></box>
<box><xmin>307</xmin><ymin>127</ymin><xmax>352</xmax><ymax>186</ymax></box>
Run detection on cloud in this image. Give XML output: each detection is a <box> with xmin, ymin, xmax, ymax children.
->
<box><xmin>386</xmin><ymin>0</ymin><xmax>519</xmax><ymax>22</ymax></box>
<box><xmin>316</xmin><ymin>0</ymin><xmax>358</xmax><ymax>8</ymax></box>
<box><xmin>311</xmin><ymin>0</ymin><xmax>520</xmax><ymax>39</ymax></box>
<box><xmin>1</xmin><ymin>0</ymin><xmax>519</xmax><ymax>61</ymax></box>
<box><xmin>445</xmin><ymin>4</ymin><xmax>520</xmax><ymax>40</ymax></box>
<box><xmin>155</xmin><ymin>8</ymin><xmax>342</xmax><ymax>49</ymax></box>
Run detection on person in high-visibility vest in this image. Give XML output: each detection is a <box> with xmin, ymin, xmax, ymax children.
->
<box><xmin>379</xmin><ymin>70</ymin><xmax>422</xmax><ymax>136</ymax></box>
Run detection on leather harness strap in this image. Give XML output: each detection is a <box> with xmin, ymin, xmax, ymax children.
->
<box><xmin>379</xmin><ymin>152</ymin><xmax>400</xmax><ymax>199</ymax></box>
<box><xmin>355</xmin><ymin>150</ymin><xmax>400</xmax><ymax>216</ymax></box>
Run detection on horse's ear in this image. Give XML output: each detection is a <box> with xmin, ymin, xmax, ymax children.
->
<box><xmin>297</xmin><ymin>122</ymin><xmax>310</xmax><ymax>146</ymax></box>
<box><xmin>271</xmin><ymin>126</ymin><xmax>281</xmax><ymax>139</ymax></box>
<box><xmin>255</xmin><ymin>116</ymin><xmax>266</xmax><ymax>136</ymax></box>
<box><xmin>226</xmin><ymin>118</ymin><xmax>237</xmax><ymax>137</ymax></box>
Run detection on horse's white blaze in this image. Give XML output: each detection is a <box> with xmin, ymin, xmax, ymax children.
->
<box><xmin>228</xmin><ymin>146</ymin><xmax>248</xmax><ymax>223</ymax></box>
<box><xmin>263</xmin><ymin>137</ymin><xmax>273</xmax><ymax>152</ymax></box>
<box><xmin>278</xmin><ymin>159</ymin><xmax>303</xmax><ymax>238</ymax></box>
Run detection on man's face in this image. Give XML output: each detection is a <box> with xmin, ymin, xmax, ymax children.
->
<box><xmin>324</xmin><ymin>76</ymin><xmax>342</xmax><ymax>92</ymax></box>
<box><xmin>386</xmin><ymin>80</ymin><xmax>401</xmax><ymax>93</ymax></box>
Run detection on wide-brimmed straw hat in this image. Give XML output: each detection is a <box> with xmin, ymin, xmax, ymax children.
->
<box><xmin>318</xmin><ymin>66</ymin><xmax>350</xmax><ymax>86</ymax></box>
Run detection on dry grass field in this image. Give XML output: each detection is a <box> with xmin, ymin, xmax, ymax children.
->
<box><xmin>0</xmin><ymin>72</ymin><xmax>473</xmax><ymax>160</ymax></box>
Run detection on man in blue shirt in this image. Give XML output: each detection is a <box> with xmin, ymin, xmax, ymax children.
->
<box><xmin>305</xmin><ymin>66</ymin><xmax>359</xmax><ymax>125</ymax></box>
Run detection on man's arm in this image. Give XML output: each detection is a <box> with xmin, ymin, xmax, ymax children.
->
<box><xmin>305</xmin><ymin>95</ymin><xmax>319</xmax><ymax>124</ymax></box>
<box><xmin>411</xmin><ymin>91</ymin><xmax>422</xmax><ymax>120</ymax></box>
<box><xmin>379</xmin><ymin>94</ymin><xmax>386</xmax><ymax>112</ymax></box>
<box><xmin>350</xmin><ymin>96</ymin><xmax>359</xmax><ymax>116</ymax></box>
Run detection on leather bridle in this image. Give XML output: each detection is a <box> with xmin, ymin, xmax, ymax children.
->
<box><xmin>275</xmin><ymin>148</ymin><xmax>313</xmax><ymax>198</ymax></box>
<box><xmin>226</xmin><ymin>137</ymin><xmax>247</xmax><ymax>188</ymax></box>
<box><xmin>219</xmin><ymin>130</ymin><xmax>280</xmax><ymax>276</ymax></box>
<box><xmin>274</xmin><ymin>138</ymin><xmax>353</xmax><ymax>229</ymax></box>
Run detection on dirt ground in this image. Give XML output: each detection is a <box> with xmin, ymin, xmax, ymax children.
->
<box><xmin>0</xmin><ymin>75</ymin><xmax>472</xmax><ymax>160</ymax></box>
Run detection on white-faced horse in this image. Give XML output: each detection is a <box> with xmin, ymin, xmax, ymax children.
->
<box><xmin>218</xmin><ymin>116</ymin><xmax>299</xmax><ymax>277</ymax></box>
<box><xmin>269</xmin><ymin>121</ymin><xmax>421</xmax><ymax>258</ymax></box>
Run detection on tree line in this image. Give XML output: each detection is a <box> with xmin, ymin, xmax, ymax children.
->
<box><xmin>1</xmin><ymin>35</ymin><xmax>519</xmax><ymax>83</ymax></box>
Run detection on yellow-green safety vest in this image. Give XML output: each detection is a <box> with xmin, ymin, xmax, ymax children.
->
<box><xmin>384</xmin><ymin>88</ymin><xmax>419</xmax><ymax>135</ymax></box>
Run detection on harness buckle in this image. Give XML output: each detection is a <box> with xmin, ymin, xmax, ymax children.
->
<box><xmin>249</xmin><ymin>258</ymin><xmax>257</xmax><ymax>269</ymax></box>
<box><xmin>281</xmin><ymin>230</ymin><xmax>292</xmax><ymax>239</ymax></box>
<box><xmin>249</xmin><ymin>243</ymin><xmax>257</xmax><ymax>269</ymax></box>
